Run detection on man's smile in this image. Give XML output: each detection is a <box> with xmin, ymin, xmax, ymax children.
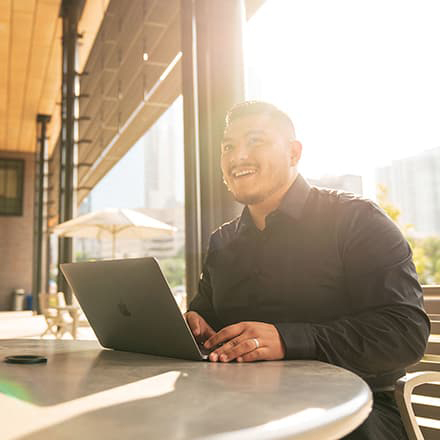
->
<box><xmin>230</xmin><ymin>167</ymin><xmax>258</xmax><ymax>179</ymax></box>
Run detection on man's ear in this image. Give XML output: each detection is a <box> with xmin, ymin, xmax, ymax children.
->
<box><xmin>289</xmin><ymin>140</ymin><xmax>302</xmax><ymax>166</ymax></box>
<box><xmin>223</xmin><ymin>176</ymin><xmax>231</xmax><ymax>191</ymax></box>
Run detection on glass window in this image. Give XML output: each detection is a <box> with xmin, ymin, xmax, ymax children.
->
<box><xmin>77</xmin><ymin>96</ymin><xmax>186</xmax><ymax>308</ymax></box>
<box><xmin>0</xmin><ymin>158</ymin><xmax>24</xmax><ymax>216</ymax></box>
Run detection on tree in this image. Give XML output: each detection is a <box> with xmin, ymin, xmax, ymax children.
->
<box><xmin>75</xmin><ymin>251</ymin><xmax>92</xmax><ymax>262</ymax></box>
<box><xmin>159</xmin><ymin>247</ymin><xmax>186</xmax><ymax>288</ymax></box>
<box><xmin>376</xmin><ymin>185</ymin><xmax>401</xmax><ymax>223</ymax></box>
<box><xmin>376</xmin><ymin>185</ymin><xmax>432</xmax><ymax>283</ymax></box>
<box><xmin>419</xmin><ymin>236</ymin><xmax>440</xmax><ymax>284</ymax></box>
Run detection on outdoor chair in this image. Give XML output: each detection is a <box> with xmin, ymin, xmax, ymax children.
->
<box><xmin>39</xmin><ymin>292</ymin><xmax>88</xmax><ymax>339</ymax></box>
<box><xmin>395</xmin><ymin>285</ymin><xmax>440</xmax><ymax>439</ymax></box>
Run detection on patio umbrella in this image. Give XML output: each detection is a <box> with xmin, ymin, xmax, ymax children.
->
<box><xmin>53</xmin><ymin>208</ymin><xmax>177</xmax><ymax>258</ymax></box>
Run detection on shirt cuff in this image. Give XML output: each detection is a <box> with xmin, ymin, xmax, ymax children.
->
<box><xmin>274</xmin><ymin>322</ymin><xmax>316</xmax><ymax>360</ymax></box>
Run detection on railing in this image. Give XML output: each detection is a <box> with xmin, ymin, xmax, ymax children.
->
<box><xmin>405</xmin><ymin>285</ymin><xmax>440</xmax><ymax>439</ymax></box>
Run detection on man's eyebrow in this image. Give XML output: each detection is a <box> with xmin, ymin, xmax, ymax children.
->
<box><xmin>221</xmin><ymin>137</ymin><xmax>234</xmax><ymax>144</ymax></box>
<box><xmin>245</xmin><ymin>129</ymin><xmax>266</xmax><ymax>136</ymax></box>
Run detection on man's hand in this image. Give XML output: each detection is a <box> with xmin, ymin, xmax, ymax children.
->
<box><xmin>184</xmin><ymin>311</ymin><xmax>216</xmax><ymax>343</ymax></box>
<box><xmin>203</xmin><ymin>322</ymin><xmax>286</xmax><ymax>363</ymax></box>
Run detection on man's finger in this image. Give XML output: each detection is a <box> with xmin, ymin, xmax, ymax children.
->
<box><xmin>200</xmin><ymin>326</ymin><xmax>215</xmax><ymax>340</ymax></box>
<box><xmin>237</xmin><ymin>348</ymin><xmax>265</xmax><ymax>363</ymax></box>
<box><xmin>209</xmin><ymin>334</ymin><xmax>247</xmax><ymax>362</ymax></box>
<box><xmin>185</xmin><ymin>313</ymin><xmax>200</xmax><ymax>336</ymax></box>
<box><xmin>215</xmin><ymin>338</ymin><xmax>259</xmax><ymax>362</ymax></box>
<box><xmin>204</xmin><ymin>323</ymin><xmax>244</xmax><ymax>349</ymax></box>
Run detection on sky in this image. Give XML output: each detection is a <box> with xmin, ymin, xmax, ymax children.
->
<box><xmin>88</xmin><ymin>97</ymin><xmax>185</xmax><ymax>211</ymax></box>
<box><xmin>90</xmin><ymin>139</ymin><xmax>145</xmax><ymax>211</ymax></box>
<box><xmin>245</xmin><ymin>0</ymin><xmax>440</xmax><ymax>197</ymax></box>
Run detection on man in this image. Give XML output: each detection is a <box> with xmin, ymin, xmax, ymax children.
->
<box><xmin>185</xmin><ymin>101</ymin><xmax>430</xmax><ymax>439</ymax></box>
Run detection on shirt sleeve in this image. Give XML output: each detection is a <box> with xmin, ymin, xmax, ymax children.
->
<box><xmin>188</xmin><ymin>236</ymin><xmax>222</xmax><ymax>331</ymax></box>
<box><xmin>275</xmin><ymin>202</ymin><xmax>430</xmax><ymax>380</ymax></box>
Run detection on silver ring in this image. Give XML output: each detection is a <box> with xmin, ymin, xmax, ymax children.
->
<box><xmin>252</xmin><ymin>338</ymin><xmax>260</xmax><ymax>349</ymax></box>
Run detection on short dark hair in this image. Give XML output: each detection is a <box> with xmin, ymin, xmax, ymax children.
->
<box><xmin>224</xmin><ymin>101</ymin><xmax>296</xmax><ymax>138</ymax></box>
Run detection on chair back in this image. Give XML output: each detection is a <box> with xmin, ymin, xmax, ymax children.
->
<box><xmin>56</xmin><ymin>291</ymin><xmax>67</xmax><ymax>307</ymax></box>
<box><xmin>38</xmin><ymin>293</ymin><xmax>59</xmax><ymax>318</ymax></box>
<box><xmin>406</xmin><ymin>285</ymin><xmax>440</xmax><ymax>439</ymax></box>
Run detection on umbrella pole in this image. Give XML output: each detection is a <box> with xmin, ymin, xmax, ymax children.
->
<box><xmin>112</xmin><ymin>233</ymin><xmax>116</xmax><ymax>258</ymax></box>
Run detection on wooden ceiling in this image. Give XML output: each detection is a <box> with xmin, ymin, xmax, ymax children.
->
<box><xmin>0</xmin><ymin>0</ymin><xmax>264</xmax><ymax>159</ymax></box>
<box><xmin>0</xmin><ymin>0</ymin><xmax>109</xmax><ymax>155</ymax></box>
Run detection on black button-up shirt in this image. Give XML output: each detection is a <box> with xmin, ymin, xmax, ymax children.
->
<box><xmin>189</xmin><ymin>174</ymin><xmax>430</xmax><ymax>390</ymax></box>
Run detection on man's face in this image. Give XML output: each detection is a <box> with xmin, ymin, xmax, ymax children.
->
<box><xmin>221</xmin><ymin>114</ymin><xmax>298</xmax><ymax>206</ymax></box>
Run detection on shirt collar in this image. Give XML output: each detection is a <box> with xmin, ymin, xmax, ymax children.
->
<box><xmin>278</xmin><ymin>173</ymin><xmax>312</xmax><ymax>221</ymax></box>
<box><xmin>235</xmin><ymin>205</ymin><xmax>254</xmax><ymax>234</ymax></box>
<box><xmin>235</xmin><ymin>174</ymin><xmax>312</xmax><ymax>234</ymax></box>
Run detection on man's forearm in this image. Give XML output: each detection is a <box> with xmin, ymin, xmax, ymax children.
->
<box><xmin>275</xmin><ymin>304</ymin><xmax>429</xmax><ymax>376</ymax></box>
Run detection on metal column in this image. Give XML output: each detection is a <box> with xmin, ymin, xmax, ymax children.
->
<box><xmin>33</xmin><ymin>114</ymin><xmax>51</xmax><ymax>312</ymax></box>
<box><xmin>195</xmin><ymin>0</ymin><xmax>245</xmax><ymax>249</ymax></box>
<box><xmin>181</xmin><ymin>0</ymin><xmax>246</xmax><ymax>302</ymax></box>
<box><xmin>182</xmin><ymin>0</ymin><xmax>202</xmax><ymax>301</ymax></box>
<box><xmin>57</xmin><ymin>0</ymin><xmax>84</xmax><ymax>303</ymax></box>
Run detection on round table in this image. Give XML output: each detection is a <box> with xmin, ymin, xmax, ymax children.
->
<box><xmin>0</xmin><ymin>339</ymin><xmax>372</xmax><ymax>440</ymax></box>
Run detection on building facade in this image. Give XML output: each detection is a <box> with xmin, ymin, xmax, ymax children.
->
<box><xmin>376</xmin><ymin>147</ymin><xmax>440</xmax><ymax>237</ymax></box>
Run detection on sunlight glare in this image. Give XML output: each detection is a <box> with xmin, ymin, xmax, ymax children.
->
<box><xmin>245</xmin><ymin>0</ymin><xmax>440</xmax><ymax>197</ymax></box>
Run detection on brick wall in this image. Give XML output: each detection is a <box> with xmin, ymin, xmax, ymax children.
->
<box><xmin>0</xmin><ymin>151</ymin><xmax>35</xmax><ymax>311</ymax></box>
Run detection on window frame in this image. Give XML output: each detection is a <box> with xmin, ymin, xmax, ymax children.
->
<box><xmin>0</xmin><ymin>158</ymin><xmax>25</xmax><ymax>216</ymax></box>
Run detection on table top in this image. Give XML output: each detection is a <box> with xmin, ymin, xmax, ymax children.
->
<box><xmin>0</xmin><ymin>339</ymin><xmax>372</xmax><ymax>440</ymax></box>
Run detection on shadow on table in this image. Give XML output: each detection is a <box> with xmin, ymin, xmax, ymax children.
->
<box><xmin>1</xmin><ymin>347</ymin><xmax>181</xmax><ymax>406</ymax></box>
<box><xmin>16</xmin><ymin>350</ymin><xmax>298</xmax><ymax>439</ymax></box>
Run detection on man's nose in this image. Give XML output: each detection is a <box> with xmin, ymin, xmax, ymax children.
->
<box><xmin>234</xmin><ymin>142</ymin><xmax>250</xmax><ymax>161</ymax></box>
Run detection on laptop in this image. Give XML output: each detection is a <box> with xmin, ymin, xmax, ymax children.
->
<box><xmin>60</xmin><ymin>257</ymin><xmax>210</xmax><ymax>360</ymax></box>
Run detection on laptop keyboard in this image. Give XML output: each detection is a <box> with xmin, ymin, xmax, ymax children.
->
<box><xmin>198</xmin><ymin>343</ymin><xmax>211</xmax><ymax>356</ymax></box>
<box><xmin>198</xmin><ymin>341</ymin><xmax>225</xmax><ymax>356</ymax></box>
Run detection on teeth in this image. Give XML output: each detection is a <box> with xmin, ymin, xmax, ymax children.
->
<box><xmin>233</xmin><ymin>169</ymin><xmax>256</xmax><ymax>177</ymax></box>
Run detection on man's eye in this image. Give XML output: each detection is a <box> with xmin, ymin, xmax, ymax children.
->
<box><xmin>222</xmin><ymin>144</ymin><xmax>233</xmax><ymax>152</ymax></box>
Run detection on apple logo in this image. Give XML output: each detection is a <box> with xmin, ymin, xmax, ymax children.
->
<box><xmin>118</xmin><ymin>301</ymin><xmax>132</xmax><ymax>317</ymax></box>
